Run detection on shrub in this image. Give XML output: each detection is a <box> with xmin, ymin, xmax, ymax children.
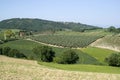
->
<box><xmin>0</xmin><ymin>47</ymin><xmax>2</xmax><ymax>55</ymax></box>
<box><xmin>32</xmin><ymin>46</ymin><xmax>55</xmax><ymax>62</ymax></box>
<box><xmin>105</xmin><ymin>53</ymin><xmax>120</xmax><ymax>67</ymax></box>
<box><xmin>2</xmin><ymin>47</ymin><xmax>11</xmax><ymax>56</ymax></box>
<box><xmin>55</xmin><ymin>50</ymin><xmax>79</xmax><ymax>64</ymax></box>
<box><xmin>8</xmin><ymin>49</ymin><xmax>26</xmax><ymax>58</ymax></box>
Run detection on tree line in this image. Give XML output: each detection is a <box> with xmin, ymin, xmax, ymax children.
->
<box><xmin>0</xmin><ymin>45</ymin><xmax>119</xmax><ymax>66</ymax></box>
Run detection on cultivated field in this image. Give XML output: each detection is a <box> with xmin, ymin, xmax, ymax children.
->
<box><xmin>31</xmin><ymin>34</ymin><xmax>103</xmax><ymax>48</ymax></box>
<box><xmin>0</xmin><ymin>55</ymin><xmax>120</xmax><ymax>80</ymax></box>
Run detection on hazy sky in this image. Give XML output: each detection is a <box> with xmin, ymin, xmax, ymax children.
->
<box><xmin>0</xmin><ymin>0</ymin><xmax>120</xmax><ymax>27</ymax></box>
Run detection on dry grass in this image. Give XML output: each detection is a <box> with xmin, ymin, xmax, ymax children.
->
<box><xmin>0</xmin><ymin>55</ymin><xmax>120</xmax><ymax>80</ymax></box>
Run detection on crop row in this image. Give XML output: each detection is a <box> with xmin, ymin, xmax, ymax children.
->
<box><xmin>31</xmin><ymin>35</ymin><xmax>103</xmax><ymax>48</ymax></box>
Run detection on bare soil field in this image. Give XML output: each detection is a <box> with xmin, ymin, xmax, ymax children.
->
<box><xmin>0</xmin><ymin>55</ymin><xmax>120</xmax><ymax>80</ymax></box>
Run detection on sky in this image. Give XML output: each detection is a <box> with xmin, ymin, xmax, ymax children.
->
<box><xmin>0</xmin><ymin>0</ymin><xmax>120</xmax><ymax>28</ymax></box>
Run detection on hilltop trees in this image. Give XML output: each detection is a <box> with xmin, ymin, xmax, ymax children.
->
<box><xmin>107</xmin><ymin>26</ymin><xmax>120</xmax><ymax>33</ymax></box>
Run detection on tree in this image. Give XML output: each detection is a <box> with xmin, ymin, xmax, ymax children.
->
<box><xmin>116</xmin><ymin>28</ymin><xmax>120</xmax><ymax>33</ymax></box>
<box><xmin>8</xmin><ymin>49</ymin><xmax>26</xmax><ymax>58</ymax></box>
<box><xmin>2</xmin><ymin>46</ymin><xmax>11</xmax><ymax>56</ymax></box>
<box><xmin>0</xmin><ymin>47</ymin><xmax>2</xmax><ymax>55</ymax></box>
<box><xmin>107</xmin><ymin>26</ymin><xmax>116</xmax><ymax>32</ymax></box>
<box><xmin>55</xmin><ymin>50</ymin><xmax>79</xmax><ymax>64</ymax></box>
<box><xmin>4</xmin><ymin>30</ymin><xmax>14</xmax><ymax>40</ymax></box>
<box><xmin>32</xmin><ymin>46</ymin><xmax>55</xmax><ymax>62</ymax></box>
<box><xmin>105</xmin><ymin>53</ymin><xmax>120</xmax><ymax>67</ymax></box>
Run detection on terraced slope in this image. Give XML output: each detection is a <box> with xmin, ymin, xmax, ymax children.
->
<box><xmin>31</xmin><ymin>34</ymin><xmax>103</xmax><ymax>48</ymax></box>
<box><xmin>0</xmin><ymin>55</ymin><xmax>120</xmax><ymax>80</ymax></box>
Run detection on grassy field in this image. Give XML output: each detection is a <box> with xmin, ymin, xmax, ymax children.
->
<box><xmin>38</xmin><ymin>62</ymin><xmax>120</xmax><ymax>74</ymax></box>
<box><xmin>0</xmin><ymin>40</ymin><xmax>100</xmax><ymax>64</ymax></box>
<box><xmin>81</xmin><ymin>47</ymin><xmax>116</xmax><ymax>64</ymax></box>
<box><xmin>0</xmin><ymin>55</ymin><xmax>120</xmax><ymax>80</ymax></box>
<box><xmin>0</xmin><ymin>39</ymin><xmax>116</xmax><ymax>65</ymax></box>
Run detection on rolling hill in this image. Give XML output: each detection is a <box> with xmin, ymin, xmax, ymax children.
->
<box><xmin>91</xmin><ymin>35</ymin><xmax>120</xmax><ymax>52</ymax></box>
<box><xmin>0</xmin><ymin>18</ymin><xmax>100</xmax><ymax>32</ymax></box>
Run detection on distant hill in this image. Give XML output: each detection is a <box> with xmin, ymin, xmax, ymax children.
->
<box><xmin>0</xmin><ymin>18</ymin><xmax>101</xmax><ymax>32</ymax></box>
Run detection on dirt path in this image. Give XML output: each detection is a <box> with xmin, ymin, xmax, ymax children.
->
<box><xmin>0</xmin><ymin>55</ymin><xmax>120</xmax><ymax>80</ymax></box>
<box><xmin>26</xmin><ymin>38</ymin><xmax>65</xmax><ymax>48</ymax></box>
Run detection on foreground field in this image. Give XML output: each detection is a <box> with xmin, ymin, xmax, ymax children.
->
<box><xmin>0</xmin><ymin>55</ymin><xmax>120</xmax><ymax>80</ymax></box>
<box><xmin>39</xmin><ymin>62</ymin><xmax>120</xmax><ymax>74</ymax></box>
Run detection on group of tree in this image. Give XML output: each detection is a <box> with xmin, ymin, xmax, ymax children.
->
<box><xmin>32</xmin><ymin>46</ymin><xmax>79</xmax><ymax>64</ymax></box>
<box><xmin>54</xmin><ymin>50</ymin><xmax>79</xmax><ymax>64</ymax></box>
<box><xmin>105</xmin><ymin>53</ymin><xmax>120</xmax><ymax>67</ymax></box>
<box><xmin>0</xmin><ymin>46</ymin><xmax>26</xmax><ymax>58</ymax></box>
<box><xmin>107</xmin><ymin>26</ymin><xmax>120</xmax><ymax>33</ymax></box>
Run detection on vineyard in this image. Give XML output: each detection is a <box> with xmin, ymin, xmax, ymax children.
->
<box><xmin>31</xmin><ymin>34</ymin><xmax>103</xmax><ymax>48</ymax></box>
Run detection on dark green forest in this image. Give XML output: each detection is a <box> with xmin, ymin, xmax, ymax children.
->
<box><xmin>0</xmin><ymin>18</ymin><xmax>100</xmax><ymax>32</ymax></box>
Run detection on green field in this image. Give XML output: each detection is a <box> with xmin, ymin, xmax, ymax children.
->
<box><xmin>0</xmin><ymin>39</ymin><xmax>116</xmax><ymax>65</ymax></box>
<box><xmin>39</xmin><ymin>62</ymin><xmax>120</xmax><ymax>74</ymax></box>
<box><xmin>0</xmin><ymin>40</ymin><xmax>100</xmax><ymax>64</ymax></box>
<box><xmin>30</xmin><ymin>30</ymin><xmax>112</xmax><ymax>48</ymax></box>
<box><xmin>81</xmin><ymin>47</ymin><xmax>116</xmax><ymax>64</ymax></box>
<box><xmin>0</xmin><ymin>31</ymin><xmax>119</xmax><ymax>74</ymax></box>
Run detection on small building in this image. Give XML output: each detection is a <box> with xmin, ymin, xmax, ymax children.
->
<box><xmin>19</xmin><ymin>30</ymin><xmax>26</xmax><ymax>37</ymax></box>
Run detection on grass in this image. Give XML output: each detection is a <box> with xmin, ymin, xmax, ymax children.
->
<box><xmin>38</xmin><ymin>61</ymin><xmax>120</xmax><ymax>74</ymax></box>
<box><xmin>0</xmin><ymin>40</ymin><xmax>100</xmax><ymax>64</ymax></box>
<box><xmin>1</xmin><ymin>55</ymin><xmax>120</xmax><ymax>80</ymax></box>
<box><xmin>81</xmin><ymin>47</ymin><xmax>116</xmax><ymax>64</ymax></box>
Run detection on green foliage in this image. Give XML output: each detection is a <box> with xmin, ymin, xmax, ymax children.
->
<box><xmin>0</xmin><ymin>18</ymin><xmax>100</xmax><ymax>32</ymax></box>
<box><xmin>107</xmin><ymin>26</ymin><xmax>116</xmax><ymax>32</ymax></box>
<box><xmin>32</xmin><ymin>46</ymin><xmax>55</xmax><ymax>62</ymax></box>
<box><xmin>107</xmin><ymin>26</ymin><xmax>120</xmax><ymax>33</ymax></box>
<box><xmin>38</xmin><ymin>62</ymin><xmax>120</xmax><ymax>74</ymax></box>
<box><xmin>55</xmin><ymin>50</ymin><xmax>79</xmax><ymax>64</ymax></box>
<box><xmin>4</xmin><ymin>29</ymin><xmax>15</xmax><ymax>40</ymax></box>
<box><xmin>105</xmin><ymin>53</ymin><xmax>120</xmax><ymax>67</ymax></box>
<box><xmin>0</xmin><ymin>46</ymin><xmax>26</xmax><ymax>59</ymax></box>
<box><xmin>31</xmin><ymin>34</ymin><xmax>103</xmax><ymax>48</ymax></box>
<box><xmin>0</xmin><ymin>40</ymin><xmax>101</xmax><ymax>64</ymax></box>
<box><xmin>8</xmin><ymin>49</ymin><xmax>26</xmax><ymax>58</ymax></box>
<box><xmin>2</xmin><ymin>46</ymin><xmax>11</xmax><ymax>56</ymax></box>
<box><xmin>0</xmin><ymin>47</ymin><xmax>2</xmax><ymax>55</ymax></box>
<box><xmin>81</xmin><ymin>47</ymin><xmax>115</xmax><ymax>64</ymax></box>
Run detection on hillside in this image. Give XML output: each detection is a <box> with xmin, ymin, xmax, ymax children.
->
<box><xmin>0</xmin><ymin>40</ymin><xmax>100</xmax><ymax>65</ymax></box>
<box><xmin>0</xmin><ymin>18</ymin><xmax>100</xmax><ymax>32</ymax></box>
<box><xmin>91</xmin><ymin>35</ymin><xmax>120</xmax><ymax>52</ymax></box>
<box><xmin>0</xmin><ymin>55</ymin><xmax>120</xmax><ymax>80</ymax></box>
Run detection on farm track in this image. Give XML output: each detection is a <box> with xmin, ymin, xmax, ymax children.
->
<box><xmin>26</xmin><ymin>38</ymin><xmax>68</xmax><ymax>48</ymax></box>
<box><xmin>0</xmin><ymin>55</ymin><xmax>120</xmax><ymax>80</ymax></box>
